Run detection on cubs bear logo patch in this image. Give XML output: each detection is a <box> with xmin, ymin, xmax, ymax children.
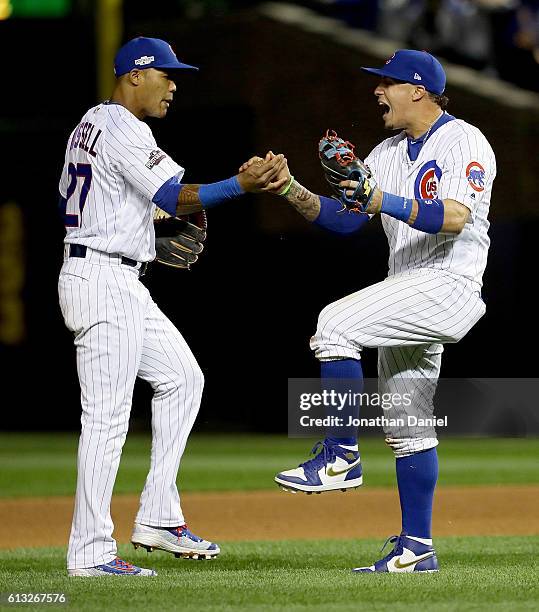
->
<box><xmin>466</xmin><ymin>161</ymin><xmax>486</xmax><ymax>192</ymax></box>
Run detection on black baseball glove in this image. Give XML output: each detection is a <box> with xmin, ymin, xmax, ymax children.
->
<box><xmin>319</xmin><ymin>129</ymin><xmax>377</xmax><ymax>213</ymax></box>
<box><xmin>154</xmin><ymin>209</ymin><xmax>207</xmax><ymax>270</ymax></box>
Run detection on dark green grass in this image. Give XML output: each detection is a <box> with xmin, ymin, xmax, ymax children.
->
<box><xmin>0</xmin><ymin>434</ymin><xmax>538</xmax><ymax>498</ymax></box>
<box><xmin>0</xmin><ymin>537</ymin><xmax>538</xmax><ymax>611</ymax></box>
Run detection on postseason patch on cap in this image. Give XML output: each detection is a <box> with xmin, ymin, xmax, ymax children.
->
<box><xmin>135</xmin><ymin>55</ymin><xmax>155</xmax><ymax>66</ymax></box>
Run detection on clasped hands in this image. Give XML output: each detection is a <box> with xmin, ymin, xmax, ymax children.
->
<box><xmin>237</xmin><ymin>151</ymin><xmax>382</xmax><ymax>212</ymax></box>
<box><xmin>236</xmin><ymin>152</ymin><xmax>291</xmax><ymax>195</ymax></box>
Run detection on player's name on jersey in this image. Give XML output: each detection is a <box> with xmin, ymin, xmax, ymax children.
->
<box><xmin>69</xmin><ymin>121</ymin><xmax>102</xmax><ymax>157</ymax></box>
<box><xmin>299</xmin><ymin>415</ymin><xmax>448</xmax><ymax>428</ymax></box>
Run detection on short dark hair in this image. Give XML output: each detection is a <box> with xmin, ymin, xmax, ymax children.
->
<box><xmin>428</xmin><ymin>92</ymin><xmax>449</xmax><ymax>110</ymax></box>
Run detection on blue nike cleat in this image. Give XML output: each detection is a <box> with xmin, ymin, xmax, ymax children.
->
<box><xmin>275</xmin><ymin>440</ymin><xmax>363</xmax><ymax>493</ymax></box>
<box><xmin>353</xmin><ymin>532</ymin><xmax>439</xmax><ymax>573</ymax></box>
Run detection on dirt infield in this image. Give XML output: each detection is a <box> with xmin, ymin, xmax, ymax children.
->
<box><xmin>1</xmin><ymin>485</ymin><xmax>537</xmax><ymax>548</ymax></box>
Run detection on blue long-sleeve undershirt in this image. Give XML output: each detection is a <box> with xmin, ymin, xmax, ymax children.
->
<box><xmin>313</xmin><ymin>196</ymin><xmax>370</xmax><ymax>234</ymax></box>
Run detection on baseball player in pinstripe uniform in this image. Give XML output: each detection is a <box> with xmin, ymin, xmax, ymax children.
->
<box><xmin>265</xmin><ymin>50</ymin><xmax>495</xmax><ymax>572</ymax></box>
<box><xmin>58</xmin><ymin>37</ymin><xmax>287</xmax><ymax>577</ymax></box>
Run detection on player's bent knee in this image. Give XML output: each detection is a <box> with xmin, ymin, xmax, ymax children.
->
<box><xmin>155</xmin><ymin>362</ymin><xmax>204</xmax><ymax>396</ymax></box>
<box><xmin>191</xmin><ymin>363</ymin><xmax>204</xmax><ymax>390</ymax></box>
<box><xmin>315</xmin><ymin>304</ymin><xmax>353</xmax><ymax>344</ymax></box>
<box><xmin>310</xmin><ymin>304</ymin><xmax>363</xmax><ymax>361</ymax></box>
<box><xmin>177</xmin><ymin>362</ymin><xmax>204</xmax><ymax>391</ymax></box>
<box><xmin>385</xmin><ymin>437</ymin><xmax>439</xmax><ymax>458</ymax></box>
<box><xmin>316</xmin><ymin>302</ymin><xmax>343</xmax><ymax>334</ymax></box>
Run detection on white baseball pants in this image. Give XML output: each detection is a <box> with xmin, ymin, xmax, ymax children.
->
<box><xmin>59</xmin><ymin>252</ymin><xmax>203</xmax><ymax>570</ymax></box>
<box><xmin>310</xmin><ymin>269</ymin><xmax>486</xmax><ymax>454</ymax></box>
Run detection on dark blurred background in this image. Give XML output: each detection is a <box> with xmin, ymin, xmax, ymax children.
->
<box><xmin>0</xmin><ymin>0</ymin><xmax>537</xmax><ymax>433</ymax></box>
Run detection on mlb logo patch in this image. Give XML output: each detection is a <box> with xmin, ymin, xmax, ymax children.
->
<box><xmin>466</xmin><ymin>161</ymin><xmax>486</xmax><ymax>192</ymax></box>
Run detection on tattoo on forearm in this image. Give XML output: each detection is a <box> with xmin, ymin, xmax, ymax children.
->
<box><xmin>176</xmin><ymin>184</ymin><xmax>204</xmax><ymax>215</ymax></box>
<box><xmin>285</xmin><ymin>180</ymin><xmax>321</xmax><ymax>221</ymax></box>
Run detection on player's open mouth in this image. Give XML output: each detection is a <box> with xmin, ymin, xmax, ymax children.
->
<box><xmin>379</xmin><ymin>102</ymin><xmax>390</xmax><ymax>117</ymax></box>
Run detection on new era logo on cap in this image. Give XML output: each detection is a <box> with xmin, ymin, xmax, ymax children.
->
<box><xmin>114</xmin><ymin>37</ymin><xmax>199</xmax><ymax>76</ymax></box>
<box><xmin>361</xmin><ymin>49</ymin><xmax>446</xmax><ymax>95</ymax></box>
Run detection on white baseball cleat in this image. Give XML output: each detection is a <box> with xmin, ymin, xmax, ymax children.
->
<box><xmin>131</xmin><ymin>523</ymin><xmax>220</xmax><ymax>560</ymax></box>
<box><xmin>353</xmin><ymin>533</ymin><xmax>439</xmax><ymax>573</ymax></box>
<box><xmin>68</xmin><ymin>557</ymin><xmax>157</xmax><ymax>577</ymax></box>
<box><xmin>275</xmin><ymin>440</ymin><xmax>363</xmax><ymax>493</ymax></box>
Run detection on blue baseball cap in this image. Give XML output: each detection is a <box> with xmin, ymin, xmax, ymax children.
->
<box><xmin>361</xmin><ymin>50</ymin><xmax>446</xmax><ymax>95</ymax></box>
<box><xmin>114</xmin><ymin>37</ymin><xmax>199</xmax><ymax>77</ymax></box>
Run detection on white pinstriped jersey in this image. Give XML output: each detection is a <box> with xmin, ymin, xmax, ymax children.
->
<box><xmin>59</xmin><ymin>103</ymin><xmax>183</xmax><ymax>262</ymax></box>
<box><xmin>365</xmin><ymin>116</ymin><xmax>496</xmax><ymax>286</ymax></box>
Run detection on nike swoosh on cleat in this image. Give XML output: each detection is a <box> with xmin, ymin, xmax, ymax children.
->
<box><xmin>326</xmin><ymin>458</ymin><xmax>361</xmax><ymax>477</ymax></box>
<box><xmin>393</xmin><ymin>552</ymin><xmax>434</xmax><ymax>569</ymax></box>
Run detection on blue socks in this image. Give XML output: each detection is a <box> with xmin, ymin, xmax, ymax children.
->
<box><xmin>321</xmin><ymin>358</ymin><xmax>437</xmax><ymax>538</ymax></box>
<box><xmin>321</xmin><ymin>359</ymin><xmax>362</xmax><ymax>447</ymax></box>
<box><xmin>320</xmin><ymin>359</ymin><xmax>363</xmax><ymax>380</ymax></box>
<box><xmin>396</xmin><ymin>447</ymin><xmax>438</xmax><ymax>538</ymax></box>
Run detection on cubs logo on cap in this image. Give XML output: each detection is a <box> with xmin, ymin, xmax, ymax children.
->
<box><xmin>466</xmin><ymin>161</ymin><xmax>486</xmax><ymax>192</ymax></box>
<box><xmin>114</xmin><ymin>37</ymin><xmax>199</xmax><ymax>77</ymax></box>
